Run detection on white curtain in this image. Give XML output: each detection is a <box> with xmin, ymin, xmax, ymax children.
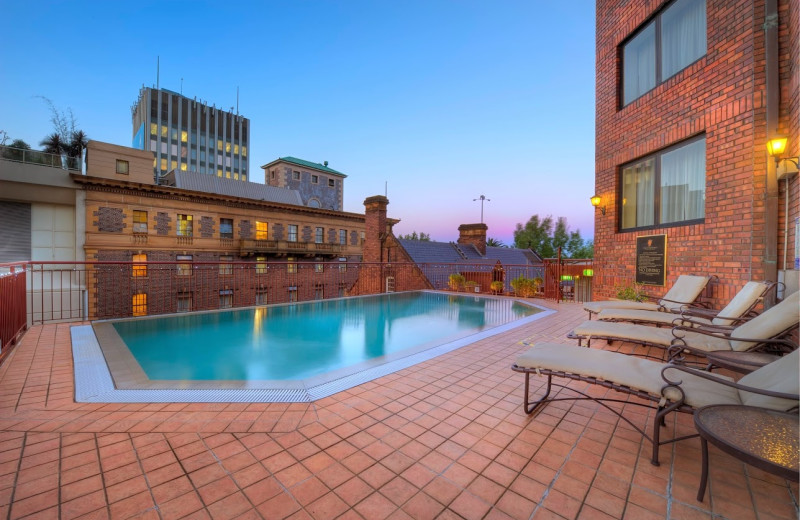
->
<box><xmin>661</xmin><ymin>138</ymin><xmax>705</xmax><ymax>223</ymax></box>
<box><xmin>622</xmin><ymin>159</ymin><xmax>655</xmax><ymax>229</ymax></box>
<box><xmin>661</xmin><ymin>0</ymin><xmax>706</xmax><ymax>79</ymax></box>
<box><xmin>623</xmin><ymin>22</ymin><xmax>656</xmax><ymax>105</ymax></box>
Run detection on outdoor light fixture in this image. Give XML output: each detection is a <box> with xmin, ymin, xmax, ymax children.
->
<box><xmin>590</xmin><ymin>195</ymin><xmax>606</xmax><ymax>215</ymax></box>
<box><xmin>767</xmin><ymin>135</ymin><xmax>799</xmax><ymax>177</ymax></box>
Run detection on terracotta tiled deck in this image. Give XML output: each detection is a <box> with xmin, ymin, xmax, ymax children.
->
<box><xmin>0</xmin><ymin>301</ymin><xmax>797</xmax><ymax>520</ymax></box>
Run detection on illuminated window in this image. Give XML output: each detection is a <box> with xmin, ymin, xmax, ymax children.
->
<box><xmin>132</xmin><ymin>293</ymin><xmax>147</xmax><ymax>316</ymax></box>
<box><xmin>242</xmin><ymin>175</ymin><xmax>247</xmax><ymax>181</ymax></box>
<box><xmin>133</xmin><ymin>210</ymin><xmax>147</xmax><ymax>233</ymax></box>
<box><xmin>180</xmin><ymin>162</ymin><xmax>187</xmax><ymax>171</ymax></box>
<box><xmin>177</xmin><ymin>255</ymin><xmax>192</xmax><ymax>276</ymax></box>
<box><xmin>315</xmin><ymin>257</ymin><xmax>324</xmax><ymax>273</ymax></box>
<box><xmin>339</xmin><ymin>229</ymin><xmax>347</xmax><ymax>245</ymax></box>
<box><xmin>181</xmin><ymin>130</ymin><xmax>188</xmax><ymax>143</ymax></box>
<box><xmin>225</xmin><ymin>142</ymin><xmax>231</xmax><ymax>153</ymax></box>
<box><xmin>287</xmin><ymin>256</ymin><xmax>297</xmax><ymax>274</ymax></box>
<box><xmin>177</xmin><ymin>293</ymin><xmax>192</xmax><ymax>312</ymax></box>
<box><xmin>220</xmin><ymin>218</ymin><xmax>234</xmax><ymax>239</ymax></box>
<box><xmin>150</xmin><ymin>123</ymin><xmax>157</xmax><ymax>135</ymax></box>
<box><xmin>288</xmin><ymin>225</ymin><xmax>298</xmax><ymax>242</ymax></box>
<box><xmin>242</xmin><ymin>145</ymin><xmax>247</xmax><ymax>157</ymax></box>
<box><xmin>234</xmin><ymin>173</ymin><xmax>239</xmax><ymax>180</ymax></box>
<box><xmin>225</xmin><ymin>171</ymin><xmax>231</xmax><ymax>179</ymax></box>
<box><xmin>315</xmin><ymin>227</ymin><xmax>324</xmax><ymax>244</ymax></box>
<box><xmin>217</xmin><ymin>139</ymin><xmax>223</xmax><ymax>151</ymax></box>
<box><xmin>255</xmin><ymin>255</ymin><xmax>267</xmax><ymax>274</ymax></box>
<box><xmin>132</xmin><ymin>253</ymin><xmax>147</xmax><ymax>277</ymax></box>
<box><xmin>234</xmin><ymin>144</ymin><xmax>239</xmax><ymax>154</ymax></box>
<box><xmin>153</xmin><ymin>157</ymin><xmax>157</xmax><ymax>168</ymax></box>
<box><xmin>217</xmin><ymin>169</ymin><xmax>223</xmax><ymax>177</ymax></box>
<box><xmin>256</xmin><ymin>221</ymin><xmax>268</xmax><ymax>240</ymax></box>
<box><xmin>219</xmin><ymin>289</ymin><xmax>233</xmax><ymax>309</ymax></box>
<box><xmin>177</xmin><ymin>214</ymin><xmax>193</xmax><ymax>236</ymax></box>
<box><xmin>161</xmin><ymin>126</ymin><xmax>168</xmax><ymax>138</ymax></box>
<box><xmin>311</xmin><ymin>175</ymin><xmax>319</xmax><ymax>184</ymax></box>
<box><xmin>161</xmin><ymin>158</ymin><xmax>167</xmax><ymax>171</ymax></box>
<box><xmin>220</xmin><ymin>255</ymin><xmax>233</xmax><ymax>275</ymax></box>
<box><xmin>171</xmin><ymin>160</ymin><xmax>177</xmax><ymax>171</ymax></box>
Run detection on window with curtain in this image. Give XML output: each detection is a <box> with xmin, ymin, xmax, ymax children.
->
<box><xmin>620</xmin><ymin>136</ymin><xmax>705</xmax><ymax>230</ymax></box>
<box><xmin>622</xmin><ymin>0</ymin><xmax>706</xmax><ymax>105</ymax></box>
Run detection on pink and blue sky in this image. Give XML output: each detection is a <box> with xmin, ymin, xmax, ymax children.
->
<box><xmin>0</xmin><ymin>1</ymin><xmax>596</xmax><ymax>246</ymax></box>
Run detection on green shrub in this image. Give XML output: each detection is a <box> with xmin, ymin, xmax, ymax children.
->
<box><xmin>511</xmin><ymin>276</ymin><xmax>538</xmax><ymax>297</ymax></box>
<box><xmin>448</xmin><ymin>273</ymin><xmax>466</xmax><ymax>291</ymax></box>
<box><xmin>616</xmin><ymin>282</ymin><xmax>646</xmax><ymax>302</ymax></box>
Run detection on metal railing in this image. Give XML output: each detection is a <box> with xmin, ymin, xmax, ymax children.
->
<box><xmin>0</xmin><ymin>145</ymin><xmax>82</xmax><ymax>170</ymax></box>
<box><xmin>0</xmin><ymin>259</ymin><xmax>592</xmax><ymax>362</ymax></box>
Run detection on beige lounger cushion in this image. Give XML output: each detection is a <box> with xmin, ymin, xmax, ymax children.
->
<box><xmin>572</xmin><ymin>320</ymin><xmax>733</xmax><ymax>352</ymax></box>
<box><xmin>582</xmin><ymin>274</ymin><xmax>709</xmax><ymax>314</ymax></box>
<box><xmin>596</xmin><ymin>308</ymin><xmax>712</xmax><ymax>327</ymax></box>
<box><xmin>737</xmin><ymin>349</ymin><xmax>800</xmax><ymax>410</ymax></box>
<box><xmin>583</xmin><ymin>301</ymin><xmax>661</xmax><ymax>314</ymax></box>
<box><xmin>710</xmin><ymin>281</ymin><xmax>770</xmax><ymax>326</ymax></box>
<box><xmin>514</xmin><ymin>343</ymin><xmax>740</xmax><ymax>408</ymax></box>
<box><xmin>659</xmin><ymin>275</ymin><xmax>710</xmax><ymax>310</ymax></box>
<box><xmin>729</xmin><ymin>291</ymin><xmax>800</xmax><ymax>351</ymax></box>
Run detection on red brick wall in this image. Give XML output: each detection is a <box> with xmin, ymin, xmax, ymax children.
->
<box><xmin>594</xmin><ymin>0</ymin><xmax>799</xmax><ymax>306</ymax></box>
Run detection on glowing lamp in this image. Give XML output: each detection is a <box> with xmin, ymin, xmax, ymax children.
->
<box><xmin>766</xmin><ymin>136</ymin><xmax>788</xmax><ymax>157</ymax></box>
<box><xmin>590</xmin><ymin>195</ymin><xmax>606</xmax><ymax>215</ymax></box>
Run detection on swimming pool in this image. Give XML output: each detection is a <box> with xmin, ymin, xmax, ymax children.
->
<box><xmin>72</xmin><ymin>291</ymin><xmax>554</xmax><ymax>402</ymax></box>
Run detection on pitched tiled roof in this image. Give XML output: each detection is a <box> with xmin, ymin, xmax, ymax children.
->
<box><xmin>260</xmin><ymin>157</ymin><xmax>347</xmax><ymax>177</ymax></box>
<box><xmin>397</xmin><ymin>239</ymin><xmax>541</xmax><ymax>266</ymax></box>
<box><xmin>168</xmin><ymin>170</ymin><xmax>304</xmax><ymax>206</ymax></box>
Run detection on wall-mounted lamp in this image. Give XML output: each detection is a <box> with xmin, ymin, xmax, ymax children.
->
<box><xmin>590</xmin><ymin>195</ymin><xmax>606</xmax><ymax>215</ymax></box>
<box><xmin>767</xmin><ymin>135</ymin><xmax>799</xmax><ymax>178</ymax></box>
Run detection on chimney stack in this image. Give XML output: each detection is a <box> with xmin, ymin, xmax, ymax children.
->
<box><xmin>458</xmin><ymin>223</ymin><xmax>488</xmax><ymax>256</ymax></box>
<box><xmin>363</xmin><ymin>195</ymin><xmax>389</xmax><ymax>262</ymax></box>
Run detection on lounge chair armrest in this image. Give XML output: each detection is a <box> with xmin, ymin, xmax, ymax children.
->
<box><xmin>670</xmin><ymin>324</ymin><xmax>732</xmax><ymax>340</ymax></box>
<box><xmin>670</xmin><ymin>316</ymin><xmax>736</xmax><ymax>330</ymax></box>
<box><xmin>660</xmin><ymin>364</ymin><xmax>800</xmax><ymax>401</ymax></box>
<box><xmin>658</xmin><ymin>297</ymin><xmax>710</xmax><ymax>312</ymax></box>
<box><xmin>678</xmin><ymin>305</ymin><xmax>718</xmax><ymax>318</ymax></box>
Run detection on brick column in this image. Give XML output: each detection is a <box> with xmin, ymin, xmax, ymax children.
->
<box><xmin>458</xmin><ymin>223</ymin><xmax>488</xmax><ymax>256</ymax></box>
<box><xmin>363</xmin><ymin>195</ymin><xmax>389</xmax><ymax>263</ymax></box>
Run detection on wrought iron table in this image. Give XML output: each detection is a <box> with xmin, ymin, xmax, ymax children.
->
<box><xmin>694</xmin><ymin>405</ymin><xmax>799</xmax><ymax>501</ymax></box>
<box><xmin>705</xmin><ymin>351</ymin><xmax>781</xmax><ymax>374</ymax></box>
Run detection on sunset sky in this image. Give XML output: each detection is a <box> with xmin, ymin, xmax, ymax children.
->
<box><xmin>0</xmin><ymin>1</ymin><xmax>596</xmax><ymax>246</ymax></box>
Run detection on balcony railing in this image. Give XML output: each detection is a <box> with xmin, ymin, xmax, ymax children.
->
<box><xmin>0</xmin><ymin>145</ymin><xmax>82</xmax><ymax>170</ymax></box>
<box><xmin>240</xmin><ymin>239</ymin><xmax>346</xmax><ymax>256</ymax></box>
<box><xmin>0</xmin><ymin>259</ymin><xmax>591</xmax><ymax>364</ymax></box>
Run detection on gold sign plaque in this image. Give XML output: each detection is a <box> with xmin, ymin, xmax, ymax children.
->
<box><xmin>635</xmin><ymin>234</ymin><xmax>667</xmax><ymax>286</ymax></box>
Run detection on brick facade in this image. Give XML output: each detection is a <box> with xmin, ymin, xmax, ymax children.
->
<box><xmin>457</xmin><ymin>224</ymin><xmax>488</xmax><ymax>256</ymax></box>
<box><xmin>594</xmin><ymin>0</ymin><xmax>799</xmax><ymax>306</ymax></box>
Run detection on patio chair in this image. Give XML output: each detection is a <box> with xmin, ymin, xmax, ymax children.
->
<box><xmin>511</xmin><ymin>344</ymin><xmax>799</xmax><ymax>465</ymax></box>
<box><xmin>567</xmin><ymin>290</ymin><xmax>799</xmax><ymax>361</ymax></box>
<box><xmin>595</xmin><ymin>281</ymin><xmax>776</xmax><ymax>328</ymax></box>
<box><xmin>583</xmin><ymin>275</ymin><xmax>714</xmax><ymax>319</ymax></box>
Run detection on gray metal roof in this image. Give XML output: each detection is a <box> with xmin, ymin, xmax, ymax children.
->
<box><xmin>168</xmin><ymin>171</ymin><xmax>303</xmax><ymax>206</ymax></box>
<box><xmin>397</xmin><ymin>239</ymin><xmax>541</xmax><ymax>266</ymax></box>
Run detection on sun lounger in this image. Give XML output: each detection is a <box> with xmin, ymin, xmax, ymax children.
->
<box><xmin>595</xmin><ymin>281</ymin><xmax>775</xmax><ymax>328</ymax></box>
<box><xmin>568</xmin><ymin>290</ymin><xmax>799</xmax><ymax>360</ymax></box>
<box><xmin>512</xmin><ymin>344</ymin><xmax>799</xmax><ymax>465</ymax></box>
<box><xmin>583</xmin><ymin>274</ymin><xmax>713</xmax><ymax>319</ymax></box>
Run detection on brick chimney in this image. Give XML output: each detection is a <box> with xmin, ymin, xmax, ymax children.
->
<box><xmin>458</xmin><ymin>223</ymin><xmax>488</xmax><ymax>256</ymax></box>
<box><xmin>363</xmin><ymin>195</ymin><xmax>389</xmax><ymax>262</ymax></box>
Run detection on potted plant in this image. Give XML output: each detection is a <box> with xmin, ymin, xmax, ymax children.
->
<box><xmin>465</xmin><ymin>280</ymin><xmax>479</xmax><ymax>293</ymax></box>
<box><xmin>448</xmin><ymin>273</ymin><xmax>466</xmax><ymax>291</ymax></box>
<box><xmin>616</xmin><ymin>282</ymin><xmax>646</xmax><ymax>301</ymax></box>
<box><xmin>490</xmin><ymin>280</ymin><xmax>504</xmax><ymax>295</ymax></box>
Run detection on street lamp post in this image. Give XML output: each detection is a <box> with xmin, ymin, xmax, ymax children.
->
<box><xmin>473</xmin><ymin>195</ymin><xmax>490</xmax><ymax>223</ymax></box>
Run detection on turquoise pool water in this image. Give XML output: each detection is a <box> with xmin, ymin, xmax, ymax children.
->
<box><xmin>110</xmin><ymin>292</ymin><xmax>540</xmax><ymax>382</ymax></box>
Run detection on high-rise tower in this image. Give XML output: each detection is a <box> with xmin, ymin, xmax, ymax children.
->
<box><xmin>131</xmin><ymin>87</ymin><xmax>250</xmax><ymax>182</ymax></box>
